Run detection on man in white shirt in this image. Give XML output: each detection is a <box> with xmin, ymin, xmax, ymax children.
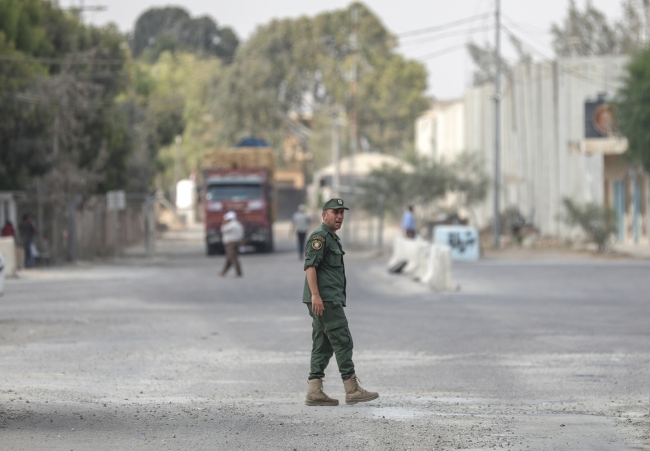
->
<box><xmin>220</xmin><ymin>211</ymin><xmax>244</xmax><ymax>277</ymax></box>
<box><xmin>290</xmin><ymin>204</ymin><xmax>311</xmax><ymax>259</ymax></box>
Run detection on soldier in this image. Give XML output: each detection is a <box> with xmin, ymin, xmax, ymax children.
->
<box><xmin>303</xmin><ymin>198</ymin><xmax>379</xmax><ymax>406</ymax></box>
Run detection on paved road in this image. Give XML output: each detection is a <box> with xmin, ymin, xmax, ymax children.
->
<box><xmin>1</xmin><ymin>225</ymin><xmax>649</xmax><ymax>450</ymax></box>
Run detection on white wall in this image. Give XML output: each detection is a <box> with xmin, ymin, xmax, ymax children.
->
<box><xmin>465</xmin><ymin>55</ymin><xmax>628</xmax><ymax>236</ymax></box>
<box><xmin>415</xmin><ymin>100</ymin><xmax>465</xmax><ymax>162</ymax></box>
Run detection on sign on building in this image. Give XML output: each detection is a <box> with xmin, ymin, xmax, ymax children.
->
<box><xmin>433</xmin><ymin>226</ymin><xmax>480</xmax><ymax>261</ymax></box>
<box><xmin>585</xmin><ymin>93</ymin><xmax>616</xmax><ymax>138</ymax></box>
<box><xmin>106</xmin><ymin>190</ymin><xmax>126</xmax><ymax>211</ymax></box>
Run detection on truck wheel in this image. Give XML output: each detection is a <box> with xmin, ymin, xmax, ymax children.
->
<box><xmin>264</xmin><ymin>231</ymin><xmax>274</xmax><ymax>253</ymax></box>
<box><xmin>206</xmin><ymin>243</ymin><xmax>221</xmax><ymax>256</ymax></box>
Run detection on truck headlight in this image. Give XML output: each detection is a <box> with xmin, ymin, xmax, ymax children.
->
<box><xmin>247</xmin><ymin>200</ymin><xmax>263</xmax><ymax>210</ymax></box>
<box><xmin>208</xmin><ymin>202</ymin><xmax>223</xmax><ymax>212</ymax></box>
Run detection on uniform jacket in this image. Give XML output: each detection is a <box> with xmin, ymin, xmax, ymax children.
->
<box><xmin>302</xmin><ymin>223</ymin><xmax>347</xmax><ymax>306</ymax></box>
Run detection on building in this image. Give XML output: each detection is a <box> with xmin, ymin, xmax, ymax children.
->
<box><xmin>415</xmin><ymin>99</ymin><xmax>465</xmax><ymax>162</ymax></box>
<box><xmin>417</xmin><ymin>55</ymin><xmax>645</xmax><ymax>245</ymax></box>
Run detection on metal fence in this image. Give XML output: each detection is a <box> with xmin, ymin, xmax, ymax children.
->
<box><xmin>11</xmin><ymin>191</ymin><xmax>154</xmax><ymax>265</ymax></box>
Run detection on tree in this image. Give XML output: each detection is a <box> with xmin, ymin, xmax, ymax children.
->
<box><xmin>131</xmin><ymin>7</ymin><xmax>239</xmax><ymax>62</ymax></box>
<box><xmin>616</xmin><ymin>45</ymin><xmax>650</xmax><ymax>172</ymax></box>
<box><xmin>0</xmin><ymin>1</ymin><xmax>130</xmax><ymax>191</ymax></box>
<box><xmin>357</xmin><ymin>164</ymin><xmax>413</xmax><ymax>218</ymax></box>
<box><xmin>551</xmin><ymin>0</ymin><xmax>643</xmax><ymax>57</ymax></box>
<box><xmin>560</xmin><ymin>198</ymin><xmax>616</xmax><ymax>251</ymax></box>
<box><xmin>211</xmin><ymin>2</ymin><xmax>429</xmax><ymax>155</ymax></box>
<box><xmin>466</xmin><ymin>34</ymin><xmax>531</xmax><ymax>87</ymax></box>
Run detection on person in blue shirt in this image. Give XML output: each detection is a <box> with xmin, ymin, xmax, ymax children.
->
<box><xmin>402</xmin><ymin>205</ymin><xmax>415</xmax><ymax>238</ymax></box>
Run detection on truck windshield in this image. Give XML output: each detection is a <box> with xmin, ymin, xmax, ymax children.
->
<box><xmin>206</xmin><ymin>184</ymin><xmax>263</xmax><ymax>202</ymax></box>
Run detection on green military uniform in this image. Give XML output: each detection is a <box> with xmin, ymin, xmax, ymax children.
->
<box><xmin>303</xmin><ymin>198</ymin><xmax>355</xmax><ymax>381</ymax></box>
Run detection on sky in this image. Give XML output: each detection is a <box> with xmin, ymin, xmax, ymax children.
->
<box><xmin>71</xmin><ymin>0</ymin><xmax>624</xmax><ymax>99</ymax></box>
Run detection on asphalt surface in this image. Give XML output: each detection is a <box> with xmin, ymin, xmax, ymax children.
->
<box><xmin>1</xmin><ymin>225</ymin><xmax>649</xmax><ymax>450</ymax></box>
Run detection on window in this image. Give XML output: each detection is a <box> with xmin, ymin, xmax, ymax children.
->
<box><xmin>206</xmin><ymin>184</ymin><xmax>263</xmax><ymax>201</ymax></box>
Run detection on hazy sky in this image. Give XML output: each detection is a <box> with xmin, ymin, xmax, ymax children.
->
<box><xmin>71</xmin><ymin>0</ymin><xmax>623</xmax><ymax>99</ymax></box>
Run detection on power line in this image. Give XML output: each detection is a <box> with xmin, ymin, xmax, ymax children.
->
<box><xmin>501</xmin><ymin>24</ymin><xmax>609</xmax><ymax>89</ymax></box>
<box><xmin>400</xmin><ymin>25</ymin><xmax>494</xmax><ymax>47</ymax></box>
<box><xmin>418</xmin><ymin>43</ymin><xmax>469</xmax><ymax>60</ymax></box>
<box><xmin>397</xmin><ymin>13</ymin><xmax>491</xmax><ymax>38</ymax></box>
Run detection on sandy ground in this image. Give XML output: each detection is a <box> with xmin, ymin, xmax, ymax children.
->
<box><xmin>0</xmin><ymin>223</ymin><xmax>649</xmax><ymax>450</ymax></box>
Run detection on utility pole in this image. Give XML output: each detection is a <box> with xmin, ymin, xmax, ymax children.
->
<box><xmin>330</xmin><ymin>110</ymin><xmax>341</xmax><ymax>197</ymax></box>
<box><xmin>641</xmin><ymin>0</ymin><xmax>650</xmax><ymax>44</ymax></box>
<box><xmin>348</xmin><ymin>6</ymin><xmax>359</xmax><ymax>247</ymax></box>
<box><xmin>174</xmin><ymin>135</ymin><xmax>182</xmax><ymax>205</ymax></box>
<box><xmin>492</xmin><ymin>0</ymin><xmax>501</xmax><ymax>249</ymax></box>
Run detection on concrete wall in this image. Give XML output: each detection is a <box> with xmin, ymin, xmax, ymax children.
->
<box><xmin>464</xmin><ymin>55</ymin><xmax>628</xmax><ymax>237</ymax></box>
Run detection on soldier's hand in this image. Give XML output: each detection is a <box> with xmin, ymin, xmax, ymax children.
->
<box><xmin>311</xmin><ymin>295</ymin><xmax>324</xmax><ymax>316</ymax></box>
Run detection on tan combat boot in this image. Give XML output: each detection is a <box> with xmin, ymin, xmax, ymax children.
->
<box><xmin>305</xmin><ymin>378</ymin><xmax>339</xmax><ymax>406</ymax></box>
<box><xmin>343</xmin><ymin>374</ymin><xmax>379</xmax><ymax>405</ymax></box>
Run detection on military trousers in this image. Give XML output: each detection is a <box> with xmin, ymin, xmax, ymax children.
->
<box><xmin>306</xmin><ymin>301</ymin><xmax>355</xmax><ymax>381</ymax></box>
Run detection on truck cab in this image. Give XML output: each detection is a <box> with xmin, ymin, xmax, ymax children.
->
<box><xmin>204</xmin><ymin>169</ymin><xmax>274</xmax><ymax>254</ymax></box>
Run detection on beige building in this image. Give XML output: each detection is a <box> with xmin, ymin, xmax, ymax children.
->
<box><xmin>415</xmin><ymin>99</ymin><xmax>465</xmax><ymax>162</ymax></box>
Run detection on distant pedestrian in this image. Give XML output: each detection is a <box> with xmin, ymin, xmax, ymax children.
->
<box><xmin>402</xmin><ymin>205</ymin><xmax>416</xmax><ymax>238</ymax></box>
<box><xmin>219</xmin><ymin>211</ymin><xmax>244</xmax><ymax>277</ymax></box>
<box><xmin>19</xmin><ymin>214</ymin><xmax>36</xmax><ymax>268</ymax></box>
<box><xmin>290</xmin><ymin>204</ymin><xmax>311</xmax><ymax>259</ymax></box>
<box><xmin>1</xmin><ymin>220</ymin><xmax>15</xmax><ymax>239</ymax></box>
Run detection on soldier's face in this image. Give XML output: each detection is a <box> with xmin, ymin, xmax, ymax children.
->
<box><xmin>322</xmin><ymin>208</ymin><xmax>345</xmax><ymax>231</ymax></box>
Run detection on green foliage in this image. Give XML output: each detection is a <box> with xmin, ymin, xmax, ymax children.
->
<box><xmin>551</xmin><ymin>0</ymin><xmax>642</xmax><ymax>57</ymax></box>
<box><xmin>466</xmin><ymin>35</ymin><xmax>530</xmax><ymax>87</ymax></box>
<box><xmin>121</xmin><ymin>52</ymin><xmax>223</xmax><ymax>192</ymax></box>
<box><xmin>560</xmin><ymin>198</ymin><xmax>616</xmax><ymax>252</ymax></box>
<box><xmin>616</xmin><ymin>45</ymin><xmax>650</xmax><ymax>172</ymax></box>
<box><xmin>448</xmin><ymin>151</ymin><xmax>489</xmax><ymax>207</ymax></box>
<box><xmin>0</xmin><ymin>0</ymin><xmax>130</xmax><ymax>191</ymax></box>
<box><xmin>132</xmin><ymin>7</ymin><xmax>238</xmax><ymax>62</ymax></box>
<box><xmin>357</xmin><ymin>164</ymin><xmax>413</xmax><ymax>217</ymax></box>
<box><xmin>212</xmin><ymin>2</ymin><xmax>428</xmax><ymax>153</ymax></box>
<box><xmin>357</xmin><ymin>151</ymin><xmax>489</xmax><ymax>219</ymax></box>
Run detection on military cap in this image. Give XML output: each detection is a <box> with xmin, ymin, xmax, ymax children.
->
<box><xmin>322</xmin><ymin>198</ymin><xmax>349</xmax><ymax>211</ymax></box>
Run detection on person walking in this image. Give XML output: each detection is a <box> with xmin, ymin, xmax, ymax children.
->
<box><xmin>219</xmin><ymin>211</ymin><xmax>244</xmax><ymax>277</ymax></box>
<box><xmin>19</xmin><ymin>214</ymin><xmax>36</xmax><ymax>268</ymax></box>
<box><xmin>302</xmin><ymin>198</ymin><xmax>379</xmax><ymax>406</ymax></box>
<box><xmin>402</xmin><ymin>205</ymin><xmax>416</xmax><ymax>238</ymax></box>
<box><xmin>1</xmin><ymin>220</ymin><xmax>15</xmax><ymax>238</ymax></box>
<box><xmin>290</xmin><ymin>204</ymin><xmax>311</xmax><ymax>259</ymax></box>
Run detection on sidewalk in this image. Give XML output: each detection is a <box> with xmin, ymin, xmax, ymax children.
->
<box><xmin>612</xmin><ymin>242</ymin><xmax>650</xmax><ymax>259</ymax></box>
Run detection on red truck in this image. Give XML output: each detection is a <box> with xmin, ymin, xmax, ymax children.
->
<box><xmin>202</xmin><ymin>144</ymin><xmax>275</xmax><ymax>255</ymax></box>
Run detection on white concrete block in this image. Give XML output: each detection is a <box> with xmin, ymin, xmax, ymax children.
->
<box><xmin>421</xmin><ymin>244</ymin><xmax>459</xmax><ymax>292</ymax></box>
<box><xmin>387</xmin><ymin>236</ymin><xmax>407</xmax><ymax>269</ymax></box>
<box><xmin>0</xmin><ymin>253</ymin><xmax>4</xmax><ymax>296</ymax></box>
<box><xmin>0</xmin><ymin>237</ymin><xmax>16</xmax><ymax>278</ymax></box>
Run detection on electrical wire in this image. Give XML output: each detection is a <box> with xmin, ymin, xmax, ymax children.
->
<box><xmin>397</xmin><ymin>13</ymin><xmax>491</xmax><ymax>38</ymax></box>
<box><xmin>500</xmin><ymin>24</ymin><xmax>612</xmax><ymax>89</ymax></box>
<box><xmin>400</xmin><ymin>25</ymin><xmax>494</xmax><ymax>47</ymax></box>
<box><xmin>418</xmin><ymin>42</ymin><xmax>469</xmax><ymax>61</ymax></box>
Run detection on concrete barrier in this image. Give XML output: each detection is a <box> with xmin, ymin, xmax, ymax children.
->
<box><xmin>411</xmin><ymin>241</ymin><xmax>432</xmax><ymax>281</ymax></box>
<box><xmin>388</xmin><ymin>236</ymin><xmax>429</xmax><ymax>275</ymax></box>
<box><xmin>420</xmin><ymin>244</ymin><xmax>458</xmax><ymax>292</ymax></box>
<box><xmin>387</xmin><ymin>236</ymin><xmax>408</xmax><ymax>270</ymax></box>
<box><xmin>388</xmin><ymin>236</ymin><xmax>458</xmax><ymax>292</ymax></box>
<box><xmin>0</xmin><ymin>253</ymin><xmax>4</xmax><ymax>296</ymax></box>
<box><xmin>402</xmin><ymin>238</ymin><xmax>427</xmax><ymax>274</ymax></box>
<box><xmin>0</xmin><ymin>237</ymin><xmax>16</xmax><ymax>278</ymax></box>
